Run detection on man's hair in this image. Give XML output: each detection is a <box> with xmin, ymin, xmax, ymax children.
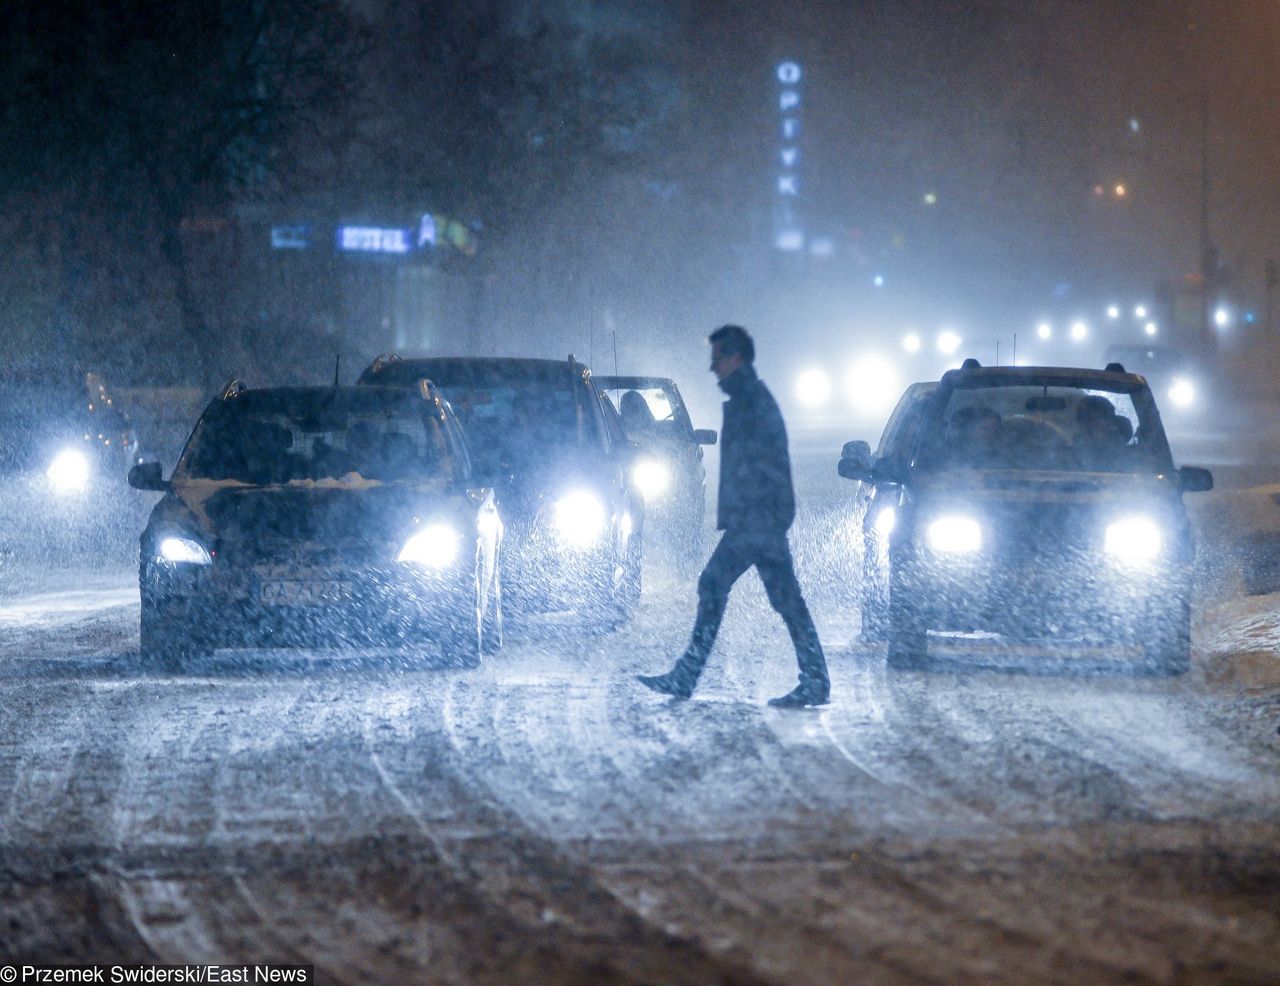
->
<box><xmin>709</xmin><ymin>324</ymin><xmax>755</xmax><ymax>364</ymax></box>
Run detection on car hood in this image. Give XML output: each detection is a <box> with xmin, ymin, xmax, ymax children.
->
<box><xmin>908</xmin><ymin>468</ymin><xmax>1184</xmax><ymax>506</ymax></box>
<box><xmin>169</xmin><ymin>478</ymin><xmax>467</xmax><ymax>545</ymax></box>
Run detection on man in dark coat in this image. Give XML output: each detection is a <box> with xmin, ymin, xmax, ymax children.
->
<box><xmin>638</xmin><ymin>324</ymin><xmax>830</xmax><ymax>708</ymax></box>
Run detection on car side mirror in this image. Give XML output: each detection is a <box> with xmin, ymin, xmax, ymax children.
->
<box><xmin>128</xmin><ymin>461</ymin><xmax>170</xmax><ymax>492</ymax></box>
<box><xmin>693</xmin><ymin>429</ymin><xmax>717</xmax><ymax>446</ymax></box>
<box><xmin>837</xmin><ymin>440</ymin><xmax>873</xmax><ymax>481</ymax></box>
<box><xmin>1178</xmin><ymin>465</ymin><xmax>1213</xmax><ymax>493</ymax></box>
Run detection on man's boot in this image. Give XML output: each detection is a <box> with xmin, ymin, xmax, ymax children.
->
<box><xmin>636</xmin><ymin>657</ymin><xmax>700</xmax><ymax>699</ymax></box>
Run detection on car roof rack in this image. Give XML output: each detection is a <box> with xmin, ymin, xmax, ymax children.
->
<box><xmin>1103</xmin><ymin>361</ymin><xmax>1126</xmax><ymax>373</ymax></box>
<box><xmin>220</xmin><ymin>379</ymin><xmax>246</xmax><ymax>400</ymax></box>
<box><xmin>960</xmin><ymin>357</ymin><xmax>982</xmax><ymax>370</ymax></box>
<box><xmin>366</xmin><ymin>353</ymin><xmax>401</xmax><ymax>376</ymax></box>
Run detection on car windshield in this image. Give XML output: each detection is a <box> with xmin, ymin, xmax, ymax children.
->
<box><xmin>181</xmin><ymin>391</ymin><xmax>454</xmax><ymax>484</ymax></box>
<box><xmin>915</xmin><ymin>381</ymin><xmax>1174</xmax><ymax>474</ymax></box>
<box><xmin>376</xmin><ymin>364</ymin><xmax>587</xmax><ymax>473</ymax></box>
<box><xmin>600</xmin><ymin>385</ymin><xmax>691</xmax><ymax>441</ymax></box>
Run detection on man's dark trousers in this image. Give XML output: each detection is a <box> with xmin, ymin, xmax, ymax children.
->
<box><xmin>674</xmin><ymin>527</ymin><xmax>829</xmax><ymax>693</ymax></box>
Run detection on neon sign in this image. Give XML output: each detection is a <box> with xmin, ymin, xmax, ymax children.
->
<box><xmin>774</xmin><ymin>60</ymin><xmax>803</xmax><ymax>251</ymax></box>
<box><xmin>336</xmin><ymin>226</ymin><xmax>411</xmax><ymax>254</ymax></box>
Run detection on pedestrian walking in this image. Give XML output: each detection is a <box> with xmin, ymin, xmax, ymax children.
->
<box><xmin>638</xmin><ymin>324</ymin><xmax>830</xmax><ymax>708</ymax></box>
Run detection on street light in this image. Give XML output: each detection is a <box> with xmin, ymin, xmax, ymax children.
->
<box><xmin>1070</xmin><ymin>321</ymin><xmax>1089</xmax><ymax>342</ymax></box>
<box><xmin>1036</xmin><ymin>322</ymin><xmax>1052</xmax><ymax>340</ymax></box>
<box><xmin>1144</xmin><ymin>321</ymin><xmax>1158</xmax><ymax>336</ymax></box>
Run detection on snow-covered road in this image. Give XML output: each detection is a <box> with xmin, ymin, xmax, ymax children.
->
<box><xmin>1</xmin><ymin>452</ymin><xmax>1278</xmax><ymax>983</ymax></box>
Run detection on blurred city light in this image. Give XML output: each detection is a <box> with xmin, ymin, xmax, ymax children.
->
<box><xmin>902</xmin><ymin>332</ymin><xmax>921</xmax><ymax>353</ymax></box>
<box><xmin>1036</xmin><ymin>322</ymin><xmax>1052</xmax><ymax>340</ymax></box>
<box><xmin>937</xmin><ymin>330</ymin><xmax>962</xmax><ymax>355</ymax></box>
<box><xmin>1070</xmin><ymin>321</ymin><xmax>1088</xmax><ymax>341</ymax></box>
<box><xmin>1107</xmin><ymin>305</ymin><xmax>1120</xmax><ymax>319</ymax></box>
<box><xmin>1114</xmin><ymin>184</ymin><xmax>1127</xmax><ymax>197</ymax></box>
<box><xmin>1144</xmin><ymin>321</ymin><xmax>1158</xmax><ymax>336</ymax></box>
<box><xmin>1134</xmin><ymin>305</ymin><xmax>1147</xmax><ymax>319</ymax></box>
<box><xmin>1214</xmin><ymin>306</ymin><xmax>1231</xmax><ymax>328</ymax></box>
<box><xmin>923</xmin><ymin>192</ymin><xmax>938</xmax><ymax>205</ymax></box>
<box><xmin>873</xmin><ymin>274</ymin><xmax>885</xmax><ymax>287</ymax></box>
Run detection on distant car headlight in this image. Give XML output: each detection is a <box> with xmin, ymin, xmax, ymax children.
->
<box><xmin>553</xmin><ymin>490</ymin><xmax>608</xmax><ymax>548</ymax></box>
<box><xmin>158</xmin><ymin>536</ymin><xmax>212</xmax><ymax>565</ymax></box>
<box><xmin>1167</xmin><ymin>377</ymin><xmax>1196</xmax><ymax>409</ymax></box>
<box><xmin>633</xmin><ymin>458</ymin><xmax>672</xmax><ymax>501</ymax></box>
<box><xmin>925</xmin><ymin>514</ymin><xmax>982</xmax><ymax>553</ymax></box>
<box><xmin>795</xmin><ymin>367</ymin><xmax>833</xmax><ymax>409</ymax></box>
<box><xmin>845</xmin><ymin>355</ymin><xmax>901</xmax><ymax>417</ymax></box>
<box><xmin>398</xmin><ymin>522</ymin><xmax>462</xmax><ymax>568</ymax></box>
<box><xmin>1105</xmin><ymin>515</ymin><xmax>1163</xmax><ymax>566</ymax></box>
<box><xmin>47</xmin><ymin>448</ymin><xmax>90</xmax><ymax>495</ymax></box>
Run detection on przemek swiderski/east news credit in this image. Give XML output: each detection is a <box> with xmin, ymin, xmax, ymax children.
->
<box><xmin>0</xmin><ymin>967</ymin><xmax>312</xmax><ymax>984</ymax></box>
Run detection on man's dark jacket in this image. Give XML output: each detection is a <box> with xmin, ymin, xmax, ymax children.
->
<box><xmin>716</xmin><ymin>364</ymin><xmax>796</xmax><ymax>532</ymax></box>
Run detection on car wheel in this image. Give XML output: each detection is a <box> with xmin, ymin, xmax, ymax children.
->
<box><xmin>886</xmin><ymin>586</ymin><xmax>927</xmax><ymax>671</ymax></box>
<box><xmin>139</xmin><ymin>595</ymin><xmax>208</xmax><ymax>672</ymax></box>
<box><xmin>1142</xmin><ymin>594</ymin><xmax>1191</xmax><ymax>675</ymax></box>
<box><xmin>450</xmin><ymin>554</ymin><xmax>485</xmax><ymax>668</ymax></box>
<box><xmin>481</xmin><ymin>565</ymin><xmax>503</xmax><ymax>655</ymax></box>
<box><xmin>860</xmin><ymin>542</ymin><xmax>888</xmax><ymax>643</ymax></box>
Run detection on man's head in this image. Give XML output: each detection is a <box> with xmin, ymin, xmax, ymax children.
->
<box><xmin>708</xmin><ymin>324</ymin><xmax>754</xmax><ymax>382</ymax></box>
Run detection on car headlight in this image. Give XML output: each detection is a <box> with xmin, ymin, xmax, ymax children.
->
<box><xmin>47</xmin><ymin>448</ymin><xmax>90</xmax><ymax>495</ymax></box>
<box><xmin>158</xmin><ymin>536</ymin><xmax>212</xmax><ymax>565</ymax></box>
<box><xmin>925</xmin><ymin>514</ymin><xmax>982</xmax><ymax>553</ymax></box>
<box><xmin>1167</xmin><ymin>378</ymin><xmax>1196</xmax><ymax>409</ymax></box>
<box><xmin>874</xmin><ymin>506</ymin><xmax>896</xmax><ymax>537</ymax></box>
<box><xmin>632</xmin><ymin>458</ymin><xmax>672</xmax><ymax>501</ymax></box>
<box><xmin>398</xmin><ymin>522</ymin><xmax>462</xmax><ymax>568</ymax></box>
<box><xmin>795</xmin><ymin>367</ymin><xmax>833</xmax><ymax>409</ymax></box>
<box><xmin>553</xmin><ymin>490</ymin><xmax>608</xmax><ymax>548</ymax></box>
<box><xmin>1104</xmin><ymin>515</ymin><xmax>1163</xmax><ymax>566</ymax></box>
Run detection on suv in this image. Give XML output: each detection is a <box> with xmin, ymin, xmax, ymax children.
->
<box><xmin>595</xmin><ymin>375</ymin><xmax>716</xmax><ymax>565</ymax></box>
<box><xmin>358</xmin><ymin>355</ymin><xmax>644</xmax><ymax>629</ymax></box>
<box><xmin>128</xmin><ymin>382</ymin><xmax>502</xmax><ymax>667</ymax></box>
<box><xmin>838</xmin><ymin>360</ymin><xmax>1213</xmax><ymax>674</ymax></box>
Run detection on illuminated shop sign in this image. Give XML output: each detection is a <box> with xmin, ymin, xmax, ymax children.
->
<box><xmin>774</xmin><ymin>60</ymin><xmax>804</xmax><ymax>251</ymax></box>
<box><xmin>336</xmin><ymin>226</ymin><xmax>412</xmax><ymax>254</ymax></box>
<box><xmin>271</xmin><ymin>223</ymin><xmax>310</xmax><ymax>250</ymax></box>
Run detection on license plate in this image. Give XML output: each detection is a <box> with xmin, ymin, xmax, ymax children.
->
<box><xmin>259</xmin><ymin>579</ymin><xmax>353</xmax><ymax>607</ymax></box>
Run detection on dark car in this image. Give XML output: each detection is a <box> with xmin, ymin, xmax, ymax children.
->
<box><xmin>595</xmin><ymin>375</ymin><xmax>716</xmax><ymax>563</ymax></box>
<box><xmin>128</xmin><ymin>382</ymin><xmax>502</xmax><ymax>668</ymax></box>
<box><xmin>839</xmin><ymin>359</ymin><xmax>1213</xmax><ymax>674</ymax></box>
<box><xmin>0</xmin><ymin>367</ymin><xmax>143</xmax><ymax>557</ymax></box>
<box><xmin>358</xmin><ymin>355</ymin><xmax>644</xmax><ymax>629</ymax></box>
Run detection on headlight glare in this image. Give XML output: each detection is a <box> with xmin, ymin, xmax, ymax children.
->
<box><xmin>158</xmin><ymin>536</ymin><xmax>212</xmax><ymax>565</ymax></box>
<box><xmin>1168</xmin><ymin>378</ymin><xmax>1195</xmax><ymax>408</ymax></box>
<box><xmin>926</xmin><ymin>514</ymin><xmax>982</xmax><ymax>553</ymax></box>
<box><xmin>398</xmin><ymin>522</ymin><xmax>461</xmax><ymax>568</ymax></box>
<box><xmin>553</xmin><ymin>490</ymin><xmax>608</xmax><ymax>548</ymax></box>
<box><xmin>47</xmin><ymin>448</ymin><xmax>90</xmax><ymax>494</ymax></box>
<box><xmin>1105</xmin><ymin>515</ymin><xmax>1163</xmax><ymax>566</ymax></box>
<box><xmin>632</xmin><ymin>458</ymin><xmax>672</xmax><ymax>501</ymax></box>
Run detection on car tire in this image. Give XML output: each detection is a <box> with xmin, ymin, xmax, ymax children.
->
<box><xmin>139</xmin><ymin>595</ymin><xmax>208</xmax><ymax>672</ymax></box>
<box><xmin>860</xmin><ymin>539</ymin><xmax>888</xmax><ymax>643</ymax></box>
<box><xmin>886</xmin><ymin>585</ymin><xmax>927</xmax><ymax>671</ymax></box>
<box><xmin>481</xmin><ymin>566</ymin><xmax>503</xmax><ymax>655</ymax></box>
<box><xmin>1142</xmin><ymin>594</ymin><xmax>1191</xmax><ymax>676</ymax></box>
<box><xmin>583</xmin><ymin>538</ymin><xmax>641</xmax><ymax>633</ymax></box>
<box><xmin>450</xmin><ymin>556</ymin><xmax>485</xmax><ymax>669</ymax></box>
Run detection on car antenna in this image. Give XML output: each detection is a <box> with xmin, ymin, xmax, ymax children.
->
<box><xmin>333</xmin><ymin>355</ymin><xmax>340</xmax><ymax>387</ymax></box>
<box><xmin>612</xmin><ymin>325</ymin><xmax>618</xmax><ymax>376</ymax></box>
